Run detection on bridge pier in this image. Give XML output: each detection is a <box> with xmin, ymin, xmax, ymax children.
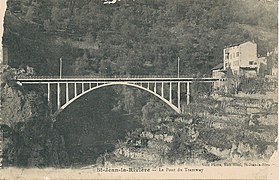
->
<box><xmin>186</xmin><ymin>82</ymin><xmax>190</xmax><ymax>105</ymax></box>
<box><xmin>57</xmin><ymin>83</ymin><xmax>61</xmax><ymax>109</ymax></box>
<box><xmin>169</xmin><ymin>82</ymin><xmax>172</xmax><ymax>104</ymax></box>
<box><xmin>47</xmin><ymin>83</ymin><xmax>51</xmax><ymax>104</ymax></box>
<box><xmin>47</xmin><ymin>83</ymin><xmax>53</xmax><ymax>114</ymax></box>
<box><xmin>178</xmin><ymin>82</ymin><xmax>181</xmax><ymax>112</ymax></box>
<box><xmin>161</xmin><ymin>82</ymin><xmax>164</xmax><ymax>98</ymax></box>
<box><xmin>66</xmin><ymin>83</ymin><xmax>69</xmax><ymax>103</ymax></box>
<box><xmin>74</xmin><ymin>83</ymin><xmax>77</xmax><ymax>97</ymax></box>
<box><xmin>81</xmin><ymin>83</ymin><xmax>85</xmax><ymax>93</ymax></box>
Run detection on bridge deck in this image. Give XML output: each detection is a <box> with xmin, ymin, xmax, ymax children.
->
<box><xmin>16</xmin><ymin>76</ymin><xmax>226</xmax><ymax>84</ymax></box>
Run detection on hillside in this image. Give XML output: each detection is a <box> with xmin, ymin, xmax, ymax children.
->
<box><xmin>3</xmin><ymin>0</ymin><xmax>277</xmax><ymax>76</ymax></box>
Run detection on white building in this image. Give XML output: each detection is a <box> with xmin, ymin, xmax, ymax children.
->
<box><xmin>223</xmin><ymin>41</ymin><xmax>264</xmax><ymax>76</ymax></box>
<box><xmin>212</xmin><ymin>41</ymin><xmax>268</xmax><ymax>78</ymax></box>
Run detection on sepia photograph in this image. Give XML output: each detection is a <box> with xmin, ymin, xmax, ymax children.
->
<box><xmin>0</xmin><ymin>0</ymin><xmax>278</xmax><ymax>179</ymax></box>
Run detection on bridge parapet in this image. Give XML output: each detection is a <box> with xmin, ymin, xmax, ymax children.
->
<box><xmin>18</xmin><ymin>74</ymin><xmax>201</xmax><ymax>79</ymax></box>
<box><xmin>16</xmin><ymin>75</ymin><xmax>226</xmax><ymax>83</ymax></box>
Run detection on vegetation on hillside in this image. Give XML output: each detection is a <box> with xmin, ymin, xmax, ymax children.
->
<box><xmin>1</xmin><ymin>66</ymin><xmax>69</xmax><ymax>167</ymax></box>
<box><xmin>4</xmin><ymin>0</ymin><xmax>277</xmax><ymax>76</ymax></box>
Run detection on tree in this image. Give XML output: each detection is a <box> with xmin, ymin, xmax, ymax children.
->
<box><xmin>71</xmin><ymin>54</ymin><xmax>91</xmax><ymax>75</ymax></box>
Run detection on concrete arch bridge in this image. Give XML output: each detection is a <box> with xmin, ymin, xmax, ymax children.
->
<box><xmin>16</xmin><ymin>76</ymin><xmax>225</xmax><ymax>115</ymax></box>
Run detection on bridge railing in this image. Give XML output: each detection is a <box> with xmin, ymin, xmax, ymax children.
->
<box><xmin>16</xmin><ymin>74</ymin><xmax>225</xmax><ymax>80</ymax></box>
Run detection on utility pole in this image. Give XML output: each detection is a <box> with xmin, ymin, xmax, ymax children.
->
<box><xmin>59</xmin><ymin>57</ymin><xmax>62</xmax><ymax>79</ymax></box>
<box><xmin>177</xmin><ymin>57</ymin><xmax>180</xmax><ymax>78</ymax></box>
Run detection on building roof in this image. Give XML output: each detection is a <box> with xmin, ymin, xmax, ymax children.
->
<box><xmin>225</xmin><ymin>41</ymin><xmax>256</xmax><ymax>49</ymax></box>
<box><xmin>211</xmin><ymin>63</ymin><xmax>223</xmax><ymax>70</ymax></box>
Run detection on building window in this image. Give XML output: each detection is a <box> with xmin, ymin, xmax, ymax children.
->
<box><xmin>225</xmin><ymin>54</ymin><xmax>229</xmax><ymax>60</ymax></box>
<box><xmin>233</xmin><ymin>53</ymin><xmax>235</xmax><ymax>58</ymax></box>
<box><xmin>249</xmin><ymin>61</ymin><xmax>253</xmax><ymax>65</ymax></box>
<box><xmin>230</xmin><ymin>54</ymin><xmax>232</xmax><ymax>59</ymax></box>
<box><xmin>254</xmin><ymin>62</ymin><xmax>257</xmax><ymax>65</ymax></box>
<box><xmin>236</xmin><ymin>52</ymin><xmax>239</xmax><ymax>57</ymax></box>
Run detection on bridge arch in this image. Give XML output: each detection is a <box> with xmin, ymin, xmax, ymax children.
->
<box><xmin>59</xmin><ymin>82</ymin><xmax>180</xmax><ymax>114</ymax></box>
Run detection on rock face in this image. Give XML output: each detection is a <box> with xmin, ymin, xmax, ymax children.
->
<box><xmin>1</xmin><ymin>84</ymin><xmax>32</xmax><ymax>126</ymax></box>
<box><xmin>206</xmin><ymin>92</ymin><xmax>278</xmax><ymax>162</ymax></box>
<box><xmin>1</xmin><ymin>67</ymin><xmax>69</xmax><ymax>167</ymax></box>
